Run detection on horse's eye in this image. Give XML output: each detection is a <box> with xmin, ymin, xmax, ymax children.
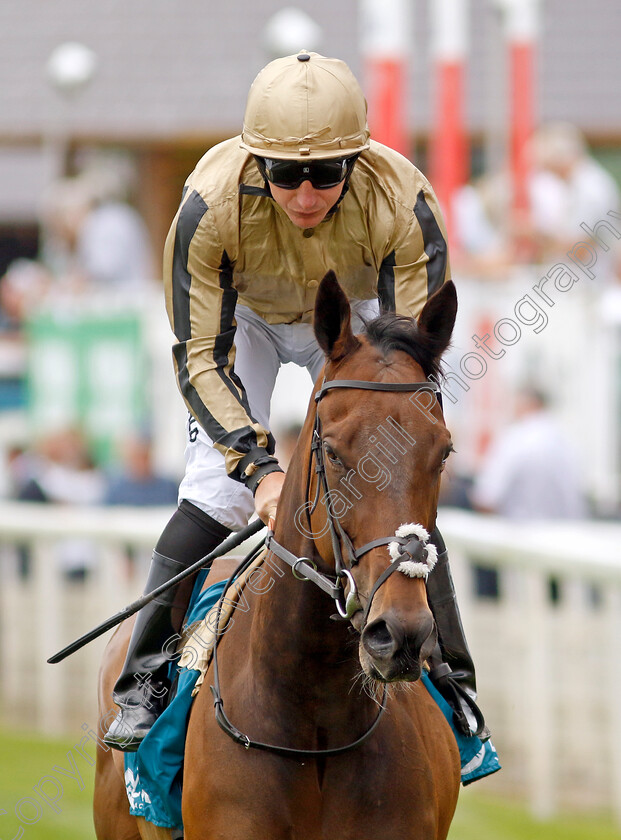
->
<box><xmin>324</xmin><ymin>444</ymin><xmax>343</xmax><ymax>467</ymax></box>
<box><xmin>440</xmin><ymin>445</ymin><xmax>454</xmax><ymax>472</ymax></box>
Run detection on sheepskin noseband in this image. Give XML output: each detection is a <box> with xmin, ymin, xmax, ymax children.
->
<box><xmin>388</xmin><ymin>524</ymin><xmax>438</xmax><ymax>580</ymax></box>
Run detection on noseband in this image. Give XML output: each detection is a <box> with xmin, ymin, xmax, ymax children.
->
<box><xmin>267</xmin><ymin>376</ymin><xmax>442</xmax><ymax>624</ymax></box>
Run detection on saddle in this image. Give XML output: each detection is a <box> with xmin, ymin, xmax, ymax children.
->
<box><xmin>177</xmin><ymin>548</ymin><xmax>268</xmax><ymax>692</ymax></box>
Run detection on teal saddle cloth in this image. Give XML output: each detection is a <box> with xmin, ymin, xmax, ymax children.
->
<box><xmin>124</xmin><ymin>575</ymin><xmax>501</xmax><ymax>830</ymax></box>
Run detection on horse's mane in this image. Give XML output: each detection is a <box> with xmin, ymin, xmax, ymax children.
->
<box><xmin>363</xmin><ymin>312</ymin><xmax>444</xmax><ymax>381</ymax></box>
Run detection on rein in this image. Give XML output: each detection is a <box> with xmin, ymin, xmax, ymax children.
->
<box><xmin>208</xmin><ymin>540</ymin><xmax>388</xmax><ymax>760</ymax></box>
<box><xmin>209</xmin><ymin>376</ymin><xmax>442</xmax><ymax>760</ymax></box>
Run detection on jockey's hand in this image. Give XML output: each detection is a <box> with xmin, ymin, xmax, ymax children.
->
<box><xmin>254</xmin><ymin>470</ymin><xmax>286</xmax><ymax>528</ymax></box>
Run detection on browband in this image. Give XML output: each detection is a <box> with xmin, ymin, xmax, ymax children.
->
<box><xmin>315</xmin><ymin>378</ymin><xmax>440</xmax><ymax>402</ymax></box>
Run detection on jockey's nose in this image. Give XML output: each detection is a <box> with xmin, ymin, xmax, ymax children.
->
<box><xmin>294</xmin><ymin>180</ymin><xmax>318</xmax><ymax>208</ymax></box>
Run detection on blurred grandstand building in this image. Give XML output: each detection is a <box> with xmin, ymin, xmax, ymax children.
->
<box><xmin>0</xmin><ymin>0</ymin><xmax>620</xmax><ymax>510</ymax></box>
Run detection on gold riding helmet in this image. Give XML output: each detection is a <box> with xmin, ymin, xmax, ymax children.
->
<box><xmin>240</xmin><ymin>51</ymin><xmax>370</xmax><ymax>161</ymax></box>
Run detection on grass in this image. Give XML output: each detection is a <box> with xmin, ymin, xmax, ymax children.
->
<box><xmin>450</xmin><ymin>786</ymin><xmax>621</xmax><ymax>840</ymax></box>
<box><xmin>0</xmin><ymin>726</ymin><xmax>96</xmax><ymax>840</ymax></box>
<box><xmin>1</xmin><ymin>726</ymin><xmax>621</xmax><ymax>839</ymax></box>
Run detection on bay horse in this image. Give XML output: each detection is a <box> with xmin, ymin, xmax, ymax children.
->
<box><xmin>95</xmin><ymin>272</ymin><xmax>461</xmax><ymax>839</ymax></box>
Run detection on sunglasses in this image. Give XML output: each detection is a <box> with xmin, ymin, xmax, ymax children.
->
<box><xmin>255</xmin><ymin>156</ymin><xmax>356</xmax><ymax>190</ymax></box>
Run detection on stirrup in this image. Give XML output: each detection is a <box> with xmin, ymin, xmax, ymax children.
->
<box><xmin>428</xmin><ymin>662</ymin><xmax>489</xmax><ymax>741</ymax></box>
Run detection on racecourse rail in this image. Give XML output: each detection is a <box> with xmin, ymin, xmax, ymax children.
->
<box><xmin>0</xmin><ymin>501</ymin><xmax>620</xmax><ymax>824</ymax></box>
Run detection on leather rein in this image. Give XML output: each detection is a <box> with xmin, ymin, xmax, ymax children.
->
<box><xmin>210</xmin><ymin>376</ymin><xmax>442</xmax><ymax>760</ymax></box>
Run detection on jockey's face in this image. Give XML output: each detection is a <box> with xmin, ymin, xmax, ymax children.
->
<box><xmin>269</xmin><ymin>180</ymin><xmax>345</xmax><ymax>229</ymax></box>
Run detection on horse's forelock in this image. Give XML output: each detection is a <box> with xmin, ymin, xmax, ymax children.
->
<box><xmin>363</xmin><ymin>313</ymin><xmax>443</xmax><ymax>380</ymax></box>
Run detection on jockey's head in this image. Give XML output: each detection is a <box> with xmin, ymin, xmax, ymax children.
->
<box><xmin>241</xmin><ymin>51</ymin><xmax>369</xmax><ymax>229</ymax></box>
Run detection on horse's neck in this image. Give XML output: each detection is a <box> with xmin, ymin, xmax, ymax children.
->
<box><xmin>248</xmin><ymin>469</ymin><xmax>357</xmax><ymax>693</ymax></box>
<box><xmin>230</xmin><ymin>439</ymin><xmax>385</xmax><ymax>741</ymax></box>
<box><xmin>251</xmin><ymin>540</ymin><xmax>351</xmax><ymax>674</ymax></box>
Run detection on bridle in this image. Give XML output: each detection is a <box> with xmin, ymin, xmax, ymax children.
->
<box><xmin>210</xmin><ymin>375</ymin><xmax>443</xmax><ymax>759</ymax></box>
<box><xmin>268</xmin><ymin>376</ymin><xmax>443</xmax><ymax>625</ymax></box>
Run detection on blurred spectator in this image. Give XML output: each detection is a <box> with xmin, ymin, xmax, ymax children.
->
<box><xmin>0</xmin><ymin>258</ymin><xmax>51</xmax><ymax>412</ymax></box>
<box><xmin>104</xmin><ymin>434</ymin><xmax>178</xmax><ymax>507</ymax></box>
<box><xmin>15</xmin><ymin>426</ymin><xmax>104</xmax><ymax>504</ymax></box>
<box><xmin>452</xmin><ymin>171</ymin><xmax>514</xmax><ymax>277</ymax></box>
<box><xmin>529</xmin><ymin>122</ymin><xmax>621</xmax><ymax>262</ymax></box>
<box><xmin>39</xmin><ymin>161</ymin><xmax>153</xmax><ymax>293</ymax></box>
<box><xmin>438</xmin><ymin>466</ymin><xmax>475</xmax><ymax>511</ymax></box>
<box><xmin>453</xmin><ymin>122</ymin><xmax>620</xmax><ymax>271</ymax></box>
<box><xmin>76</xmin><ymin>163</ymin><xmax>154</xmax><ymax>289</ymax></box>
<box><xmin>13</xmin><ymin>427</ymin><xmax>105</xmax><ymax>581</ymax></box>
<box><xmin>104</xmin><ymin>434</ymin><xmax>178</xmax><ymax>581</ymax></box>
<box><xmin>0</xmin><ymin>258</ymin><xmax>52</xmax><ymax>333</ymax></box>
<box><xmin>470</xmin><ymin>387</ymin><xmax>588</xmax><ymax>520</ymax></box>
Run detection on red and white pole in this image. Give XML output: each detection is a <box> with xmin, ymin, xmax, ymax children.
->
<box><xmin>429</xmin><ymin>0</ymin><xmax>469</xmax><ymax>250</ymax></box>
<box><xmin>497</xmin><ymin>0</ymin><xmax>540</xmax><ymax>236</ymax></box>
<box><xmin>359</xmin><ymin>0</ymin><xmax>411</xmax><ymax>158</ymax></box>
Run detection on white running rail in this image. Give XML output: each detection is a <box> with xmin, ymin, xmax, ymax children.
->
<box><xmin>0</xmin><ymin>502</ymin><xmax>620</xmax><ymax>823</ymax></box>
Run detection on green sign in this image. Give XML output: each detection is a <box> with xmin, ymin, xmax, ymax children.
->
<box><xmin>26</xmin><ymin>310</ymin><xmax>146</xmax><ymax>464</ymax></box>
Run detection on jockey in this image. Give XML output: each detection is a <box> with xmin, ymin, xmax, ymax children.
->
<box><xmin>104</xmin><ymin>51</ymin><xmax>488</xmax><ymax>751</ymax></box>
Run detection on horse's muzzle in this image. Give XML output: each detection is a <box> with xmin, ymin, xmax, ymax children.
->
<box><xmin>360</xmin><ymin>609</ymin><xmax>436</xmax><ymax>682</ymax></box>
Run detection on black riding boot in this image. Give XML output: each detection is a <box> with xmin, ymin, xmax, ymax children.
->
<box><xmin>104</xmin><ymin>502</ymin><xmax>230</xmax><ymax>752</ymax></box>
<box><xmin>427</xmin><ymin>527</ymin><xmax>489</xmax><ymax>740</ymax></box>
<box><xmin>103</xmin><ymin>551</ymin><xmax>197</xmax><ymax>751</ymax></box>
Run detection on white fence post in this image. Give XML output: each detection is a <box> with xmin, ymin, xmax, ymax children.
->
<box><xmin>33</xmin><ymin>539</ymin><xmax>64</xmax><ymax>734</ymax></box>
<box><xmin>523</xmin><ymin>567</ymin><xmax>554</xmax><ymax>819</ymax></box>
<box><xmin>607</xmin><ymin>584</ymin><xmax>621</xmax><ymax>825</ymax></box>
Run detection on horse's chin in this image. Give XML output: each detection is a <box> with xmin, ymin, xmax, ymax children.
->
<box><xmin>359</xmin><ymin>650</ymin><xmax>423</xmax><ymax>683</ymax></box>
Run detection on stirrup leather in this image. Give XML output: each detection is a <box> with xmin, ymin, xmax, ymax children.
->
<box><xmin>428</xmin><ymin>661</ymin><xmax>489</xmax><ymax>740</ymax></box>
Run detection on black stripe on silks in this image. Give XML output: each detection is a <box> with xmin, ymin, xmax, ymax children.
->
<box><xmin>173</xmin><ymin>339</ymin><xmax>262</xmax><ymax>480</ymax></box>
<box><xmin>171</xmin><ymin>189</ymin><xmax>209</xmax><ymax>341</ymax></box>
<box><xmin>213</xmin><ymin>252</ymin><xmax>258</xmax><ymax>422</ymax></box>
<box><xmin>172</xmin><ymin>243</ymin><xmax>262</xmax><ymax>471</ymax></box>
<box><xmin>413</xmin><ymin>190</ymin><xmax>448</xmax><ymax>297</ymax></box>
<box><xmin>239</xmin><ymin>183</ymin><xmax>271</xmax><ymax>198</ymax></box>
<box><xmin>173</xmin><ymin>341</ymin><xmax>228</xmax><ymax>444</ymax></box>
<box><xmin>378</xmin><ymin>251</ymin><xmax>397</xmax><ymax>313</ymax></box>
<box><xmin>213</xmin><ymin>251</ymin><xmax>237</xmax><ymax>371</ymax></box>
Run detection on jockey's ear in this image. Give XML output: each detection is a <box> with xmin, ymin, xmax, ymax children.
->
<box><xmin>314</xmin><ymin>271</ymin><xmax>361</xmax><ymax>361</ymax></box>
<box><xmin>417</xmin><ymin>280</ymin><xmax>457</xmax><ymax>361</ymax></box>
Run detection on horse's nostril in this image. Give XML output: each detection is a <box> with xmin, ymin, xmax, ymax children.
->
<box><xmin>361</xmin><ymin>619</ymin><xmax>398</xmax><ymax>659</ymax></box>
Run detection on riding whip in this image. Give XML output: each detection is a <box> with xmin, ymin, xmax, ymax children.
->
<box><xmin>47</xmin><ymin>517</ymin><xmax>265</xmax><ymax>664</ymax></box>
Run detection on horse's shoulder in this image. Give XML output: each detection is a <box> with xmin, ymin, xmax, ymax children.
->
<box><xmin>202</xmin><ymin>556</ymin><xmax>243</xmax><ymax>590</ymax></box>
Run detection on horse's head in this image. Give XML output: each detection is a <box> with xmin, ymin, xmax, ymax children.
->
<box><xmin>308</xmin><ymin>271</ymin><xmax>457</xmax><ymax>683</ymax></box>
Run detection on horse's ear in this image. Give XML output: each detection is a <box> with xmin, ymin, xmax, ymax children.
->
<box><xmin>314</xmin><ymin>271</ymin><xmax>361</xmax><ymax>361</ymax></box>
<box><xmin>417</xmin><ymin>280</ymin><xmax>457</xmax><ymax>359</ymax></box>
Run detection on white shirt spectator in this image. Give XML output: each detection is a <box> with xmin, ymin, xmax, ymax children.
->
<box><xmin>78</xmin><ymin>200</ymin><xmax>153</xmax><ymax>288</ymax></box>
<box><xmin>472</xmin><ymin>408</ymin><xmax>587</xmax><ymax>520</ymax></box>
<box><xmin>530</xmin><ymin>158</ymin><xmax>620</xmax><ymax>244</ymax></box>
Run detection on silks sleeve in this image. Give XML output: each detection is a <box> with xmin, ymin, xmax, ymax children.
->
<box><xmin>163</xmin><ymin>187</ymin><xmax>281</xmax><ymax>491</ymax></box>
<box><xmin>378</xmin><ymin>182</ymin><xmax>451</xmax><ymax>319</ymax></box>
